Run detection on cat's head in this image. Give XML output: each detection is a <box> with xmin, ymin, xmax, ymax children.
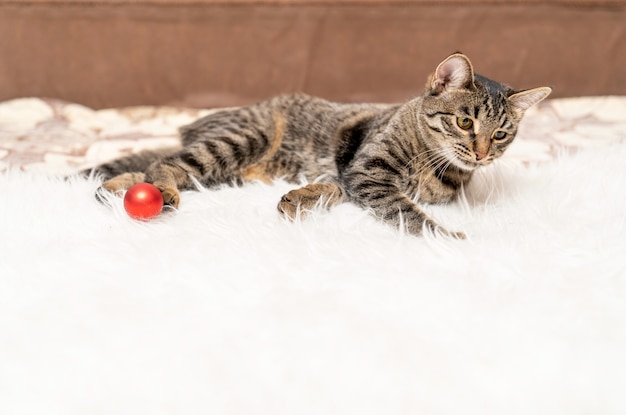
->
<box><xmin>418</xmin><ymin>53</ymin><xmax>551</xmax><ymax>171</ymax></box>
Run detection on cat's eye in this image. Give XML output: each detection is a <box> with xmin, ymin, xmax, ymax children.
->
<box><xmin>456</xmin><ymin>117</ymin><xmax>473</xmax><ymax>130</ymax></box>
<box><xmin>493</xmin><ymin>131</ymin><xmax>508</xmax><ymax>141</ymax></box>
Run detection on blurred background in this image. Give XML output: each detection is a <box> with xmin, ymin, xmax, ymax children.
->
<box><xmin>1</xmin><ymin>0</ymin><xmax>624</xmax><ymax>109</ymax></box>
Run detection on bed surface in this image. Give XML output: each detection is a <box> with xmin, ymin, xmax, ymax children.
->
<box><xmin>1</xmin><ymin>96</ymin><xmax>626</xmax><ymax>414</ymax></box>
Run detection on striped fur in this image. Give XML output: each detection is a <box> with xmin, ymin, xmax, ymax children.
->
<box><xmin>88</xmin><ymin>53</ymin><xmax>551</xmax><ymax>237</ymax></box>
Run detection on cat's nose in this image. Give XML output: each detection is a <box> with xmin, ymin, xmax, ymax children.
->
<box><xmin>475</xmin><ymin>151</ymin><xmax>487</xmax><ymax>161</ymax></box>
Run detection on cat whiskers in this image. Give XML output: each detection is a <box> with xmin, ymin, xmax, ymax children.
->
<box><xmin>407</xmin><ymin>146</ymin><xmax>456</xmax><ymax>180</ymax></box>
<box><xmin>404</xmin><ymin>147</ymin><xmax>444</xmax><ymax>174</ymax></box>
<box><xmin>402</xmin><ymin>147</ymin><xmax>438</xmax><ymax>171</ymax></box>
<box><xmin>404</xmin><ymin>147</ymin><xmax>456</xmax><ymax>202</ymax></box>
<box><xmin>430</xmin><ymin>148</ymin><xmax>457</xmax><ymax>180</ymax></box>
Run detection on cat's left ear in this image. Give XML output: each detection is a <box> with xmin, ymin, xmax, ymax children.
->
<box><xmin>508</xmin><ymin>87</ymin><xmax>552</xmax><ymax>116</ymax></box>
<box><xmin>429</xmin><ymin>53</ymin><xmax>476</xmax><ymax>95</ymax></box>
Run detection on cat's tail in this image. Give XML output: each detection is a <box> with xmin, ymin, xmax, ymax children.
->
<box><xmin>80</xmin><ymin>146</ymin><xmax>182</xmax><ymax>180</ymax></box>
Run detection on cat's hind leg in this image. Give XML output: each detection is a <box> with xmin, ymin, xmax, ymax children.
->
<box><xmin>85</xmin><ymin>147</ymin><xmax>181</xmax><ymax>202</ymax></box>
<box><xmin>84</xmin><ymin>147</ymin><xmax>181</xmax><ymax>180</ymax></box>
<box><xmin>278</xmin><ymin>182</ymin><xmax>346</xmax><ymax>221</ymax></box>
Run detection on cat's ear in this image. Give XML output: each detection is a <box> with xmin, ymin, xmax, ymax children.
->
<box><xmin>429</xmin><ymin>53</ymin><xmax>475</xmax><ymax>94</ymax></box>
<box><xmin>508</xmin><ymin>87</ymin><xmax>552</xmax><ymax>115</ymax></box>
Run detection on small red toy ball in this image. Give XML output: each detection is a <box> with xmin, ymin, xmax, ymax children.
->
<box><xmin>123</xmin><ymin>182</ymin><xmax>164</xmax><ymax>220</ymax></box>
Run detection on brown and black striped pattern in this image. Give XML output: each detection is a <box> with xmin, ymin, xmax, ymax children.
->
<box><xmin>88</xmin><ymin>53</ymin><xmax>551</xmax><ymax>237</ymax></box>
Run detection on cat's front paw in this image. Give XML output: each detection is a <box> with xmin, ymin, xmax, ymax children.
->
<box><xmin>277</xmin><ymin>191</ymin><xmax>306</xmax><ymax>221</ymax></box>
<box><xmin>424</xmin><ymin>220</ymin><xmax>467</xmax><ymax>239</ymax></box>
<box><xmin>277</xmin><ymin>184</ymin><xmax>341</xmax><ymax>221</ymax></box>
<box><xmin>444</xmin><ymin>230</ymin><xmax>467</xmax><ymax>240</ymax></box>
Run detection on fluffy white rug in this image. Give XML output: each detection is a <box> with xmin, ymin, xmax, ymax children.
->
<box><xmin>1</xmin><ymin>141</ymin><xmax>626</xmax><ymax>414</ymax></box>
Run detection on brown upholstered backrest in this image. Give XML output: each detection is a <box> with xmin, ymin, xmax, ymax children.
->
<box><xmin>1</xmin><ymin>0</ymin><xmax>624</xmax><ymax>108</ymax></box>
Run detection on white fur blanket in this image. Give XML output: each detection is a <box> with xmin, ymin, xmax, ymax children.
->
<box><xmin>1</xmin><ymin>97</ymin><xmax>625</xmax><ymax>414</ymax></box>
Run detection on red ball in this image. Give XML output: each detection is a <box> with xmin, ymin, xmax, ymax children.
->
<box><xmin>123</xmin><ymin>182</ymin><xmax>164</xmax><ymax>220</ymax></box>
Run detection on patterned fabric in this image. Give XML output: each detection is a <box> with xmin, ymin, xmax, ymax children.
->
<box><xmin>0</xmin><ymin>97</ymin><xmax>624</xmax><ymax>175</ymax></box>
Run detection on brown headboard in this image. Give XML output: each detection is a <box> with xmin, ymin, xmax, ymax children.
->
<box><xmin>1</xmin><ymin>0</ymin><xmax>624</xmax><ymax>109</ymax></box>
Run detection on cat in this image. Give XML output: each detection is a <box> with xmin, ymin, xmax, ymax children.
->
<box><xmin>88</xmin><ymin>53</ymin><xmax>551</xmax><ymax>238</ymax></box>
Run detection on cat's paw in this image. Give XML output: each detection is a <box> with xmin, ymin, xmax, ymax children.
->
<box><xmin>445</xmin><ymin>230</ymin><xmax>467</xmax><ymax>240</ymax></box>
<box><xmin>157</xmin><ymin>186</ymin><xmax>180</xmax><ymax>208</ymax></box>
<box><xmin>431</xmin><ymin>227</ymin><xmax>467</xmax><ymax>240</ymax></box>
<box><xmin>99</xmin><ymin>172</ymin><xmax>146</xmax><ymax>197</ymax></box>
<box><xmin>424</xmin><ymin>220</ymin><xmax>467</xmax><ymax>239</ymax></box>
<box><xmin>94</xmin><ymin>186</ymin><xmax>114</xmax><ymax>206</ymax></box>
<box><xmin>278</xmin><ymin>183</ymin><xmax>344</xmax><ymax>221</ymax></box>
<box><xmin>277</xmin><ymin>191</ymin><xmax>308</xmax><ymax>221</ymax></box>
<box><xmin>94</xmin><ymin>178</ymin><xmax>128</xmax><ymax>205</ymax></box>
<box><xmin>100</xmin><ymin>180</ymin><xmax>126</xmax><ymax>197</ymax></box>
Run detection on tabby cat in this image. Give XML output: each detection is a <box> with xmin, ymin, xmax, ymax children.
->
<box><xmin>89</xmin><ymin>53</ymin><xmax>551</xmax><ymax>238</ymax></box>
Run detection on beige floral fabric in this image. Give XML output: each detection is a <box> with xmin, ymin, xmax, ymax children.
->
<box><xmin>0</xmin><ymin>96</ymin><xmax>625</xmax><ymax>175</ymax></box>
<box><xmin>0</xmin><ymin>98</ymin><xmax>217</xmax><ymax>175</ymax></box>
